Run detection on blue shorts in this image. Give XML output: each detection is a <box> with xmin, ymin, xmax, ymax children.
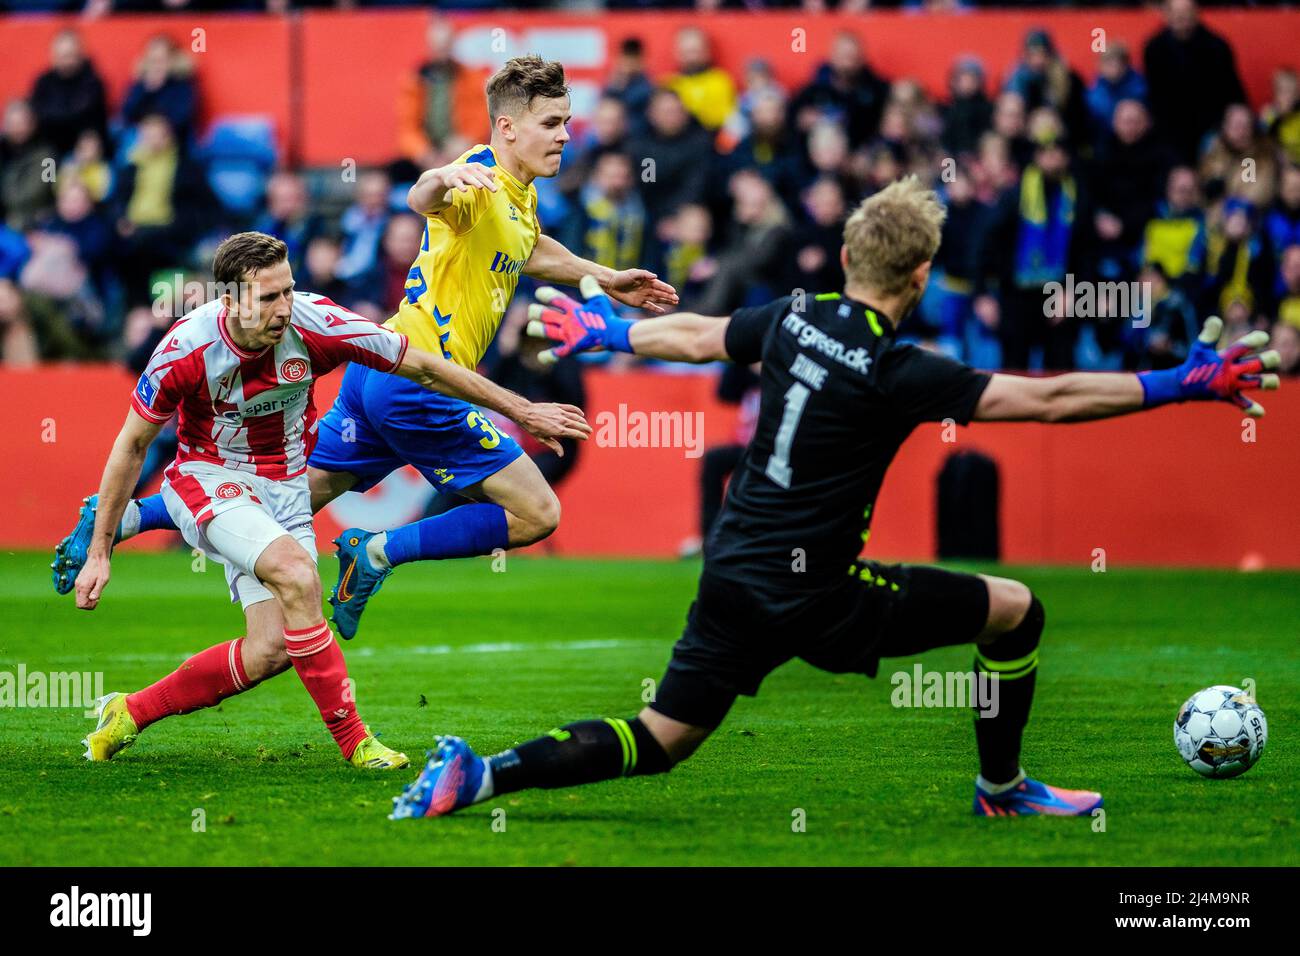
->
<box><xmin>310</xmin><ymin>362</ymin><xmax>524</xmax><ymax>493</ymax></box>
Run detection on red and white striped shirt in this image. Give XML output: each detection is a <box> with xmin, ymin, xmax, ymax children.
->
<box><xmin>131</xmin><ymin>292</ymin><xmax>409</xmax><ymax>481</ymax></box>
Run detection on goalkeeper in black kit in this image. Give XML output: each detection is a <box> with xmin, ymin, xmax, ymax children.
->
<box><xmin>389</xmin><ymin>176</ymin><xmax>1281</xmax><ymax>820</ymax></box>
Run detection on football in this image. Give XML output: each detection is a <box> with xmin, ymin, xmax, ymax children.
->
<box><xmin>1174</xmin><ymin>686</ymin><xmax>1269</xmax><ymax>778</ymax></box>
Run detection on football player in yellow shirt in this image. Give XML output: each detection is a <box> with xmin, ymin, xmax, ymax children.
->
<box><xmin>53</xmin><ymin>55</ymin><xmax>677</xmax><ymax>642</ymax></box>
<box><xmin>311</xmin><ymin>55</ymin><xmax>677</xmax><ymax>637</ymax></box>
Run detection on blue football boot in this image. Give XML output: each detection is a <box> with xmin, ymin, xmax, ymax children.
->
<box><xmin>328</xmin><ymin>528</ymin><xmax>392</xmax><ymax>640</ymax></box>
<box><xmin>974</xmin><ymin>776</ymin><xmax>1103</xmax><ymax>816</ymax></box>
<box><xmin>52</xmin><ymin>494</ymin><xmax>102</xmax><ymax>595</ymax></box>
<box><xmin>389</xmin><ymin>736</ymin><xmax>488</xmax><ymax>820</ymax></box>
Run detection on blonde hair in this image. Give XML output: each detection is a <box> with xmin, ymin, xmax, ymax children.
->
<box><xmin>842</xmin><ymin>175</ymin><xmax>946</xmax><ymax>294</ymax></box>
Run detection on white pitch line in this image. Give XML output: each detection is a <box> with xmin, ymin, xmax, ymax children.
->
<box><xmin>349</xmin><ymin>638</ymin><xmax>641</xmax><ymax>658</ymax></box>
<box><xmin>30</xmin><ymin>637</ymin><xmax>656</xmax><ymax>667</ymax></box>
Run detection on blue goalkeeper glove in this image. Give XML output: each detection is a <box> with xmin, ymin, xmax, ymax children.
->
<box><xmin>526</xmin><ymin>275</ymin><xmax>636</xmax><ymax>364</ymax></box>
<box><xmin>1138</xmin><ymin>316</ymin><xmax>1280</xmax><ymax>417</ymax></box>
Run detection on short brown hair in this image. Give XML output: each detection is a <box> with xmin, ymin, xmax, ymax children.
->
<box><xmin>486</xmin><ymin>55</ymin><xmax>568</xmax><ymax>122</ymax></box>
<box><xmin>842</xmin><ymin>176</ymin><xmax>946</xmax><ymax>294</ymax></box>
<box><xmin>212</xmin><ymin>231</ymin><xmax>288</xmax><ymax>286</ymax></box>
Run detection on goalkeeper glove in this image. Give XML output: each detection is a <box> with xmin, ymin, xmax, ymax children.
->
<box><xmin>1138</xmin><ymin>316</ymin><xmax>1280</xmax><ymax>417</ymax></box>
<box><xmin>526</xmin><ymin>275</ymin><xmax>636</xmax><ymax>364</ymax></box>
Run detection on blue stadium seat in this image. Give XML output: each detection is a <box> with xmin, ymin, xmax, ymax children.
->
<box><xmin>200</xmin><ymin>117</ymin><xmax>279</xmax><ymax>217</ymax></box>
<box><xmin>111</xmin><ymin>123</ymin><xmax>139</xmax><ymax>170</ymax></box>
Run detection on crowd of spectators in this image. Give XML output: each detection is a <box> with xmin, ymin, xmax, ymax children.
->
<box><xmin>3</xmin><ymin>0</ymin><xmax>1300</xmax><ymax>377</ymax></box>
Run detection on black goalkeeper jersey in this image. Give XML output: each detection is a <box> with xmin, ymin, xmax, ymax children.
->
<box><xmin>704</xmin><ymin>292</ymin><xmax>992</xmax><ymax>589</ymax></box>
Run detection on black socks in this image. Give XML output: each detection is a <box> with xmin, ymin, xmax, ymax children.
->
<box><xmin>488</xmin><ymin>717</ymin><xmax>673</xmax><ymax>796</ymax></box>
<box><xmin>973</xmin><ymin>596</ymin><xmax>1044</xmax><ymax>784</ymax></box>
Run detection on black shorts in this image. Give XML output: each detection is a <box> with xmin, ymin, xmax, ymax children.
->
<box><xmin>651</xmin><ymin>560</ymin><xmax>990</xmax><ymax>729</ymax></box>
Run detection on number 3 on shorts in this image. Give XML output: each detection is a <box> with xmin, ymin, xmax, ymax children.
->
<box><xmin>466</xmin><ymin>410</ymin><xmax>502</xmax><ymax>449</ymax></box>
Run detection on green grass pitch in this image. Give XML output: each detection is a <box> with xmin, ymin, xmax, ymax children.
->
<box><xmin>0</xmin><ymin>550</ymin><xmax>1295</xmax><ymax>866</ymax></box>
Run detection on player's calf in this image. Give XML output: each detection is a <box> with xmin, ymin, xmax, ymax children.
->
<box><xmin>240</xmin><ymin>638</ymin><xmax>291</xmax><ymax>683</ymax></box>
<box><xmin>390</xmin><ymin>712</ymin><xmax>694</xmax><ymax>819</ymax></box>
<box><xmin>965</xmin><ymin>586</ymin><xmax>1100</xmax><ymax>816</ymax></box>
<box><xmin>972</xmin><ymin>587</ymin><xmax>1043</xmax><ymax>787</ymax></box>
<box><xmin>241</xmin><ymin>602</ymin><xmax>293</xmax><ymax>682</ymax></box>
<box><xmin>491</xmin><ymin>714</ymin><xmax>676</xmax><ymax>792</ymax></box>
<box><xmin>476</xmin><ymin>453</ymin><xmax>562</xmax><ymax>547</ymax></box>
<box><xmin>88</xmin><ymin>634</ymin><xmax>269</xmax><ymax>759</ymax></box>
<box><xmin>248</xmin><ymin>535</ymin><xmax>387</xmax><ymax>762</ymax></box>
<box><xmin>637</xmin><ymin>706</ymin><xmax>712</xmax><ymax>763</ymax></box>
<box><xmin>505</xmin><ymin>487</ymin><xmax>561</xmax><ymax>547</ymax></box>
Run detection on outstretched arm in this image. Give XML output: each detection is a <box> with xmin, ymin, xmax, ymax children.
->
<box><xmin>976</xmin><ymin>318</ymin><xmax>1280</xmax><ymax>423</ymax></box>
<box><xmin>526</xmin><ymin>275</ymin><xmax>727</xmax><ymax>363</ymax></box>
<box><xmin>393</xmin><ymin>346</ymin><xmax>591</xmax><ymax>455</ymax></box>
<box><xmin>75</xmin><ymin>409</ymin><xmax>163</xmax><ymax>610</ymax></box>
<box><xmin>525</xmin><ymin>234</ymin><xmax>679</xmax><ymax>314</ymax></box>
<box><xmin>975</xmin><ymin>371</ymin><xmax>1144</xmax><ymax>422</ymax></box>
<box><xmin>625</xmin><ymin>312</ymin><xmax>731</xmax><ymax>362</ymax></box>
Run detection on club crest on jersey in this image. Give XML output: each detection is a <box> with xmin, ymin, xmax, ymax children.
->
<box><xmin>215</xmin><ymin>482</ymin><xmax>244</xmax><ymax>500</ymax></box>
<box><xmin>281</xmin><ymin>358</ymin><xmax>309</xmax><ymax>383</ymax></box>
<box><xmin>135</xmin><ymin>374</ymin><xmax>157</xmax><ymax>407</ymax></box>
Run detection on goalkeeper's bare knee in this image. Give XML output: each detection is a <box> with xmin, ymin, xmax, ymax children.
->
<box><xmin>976</xmin><ymin>575</ymin><xmax>1034</xmax><ymax>644</ymax></box>
<box><xmin>638</xmin><ymin>707</ymin><xmax>713</xmax><ymax>764</ymax></box>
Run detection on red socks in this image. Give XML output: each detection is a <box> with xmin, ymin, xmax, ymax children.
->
<box><xmin>126</xmin><ymin>638</ymin><xmax>254</xmax><ymax>730</ymax></box>
<box><xmin>283</xmin><ymin>620</ymin><xmax>368</xmax><ymax>760</ymax></box>
<box><xmin>123</xmin><ymin>624</ymin><xmax>368</xmax><ymax>761</ymax></box>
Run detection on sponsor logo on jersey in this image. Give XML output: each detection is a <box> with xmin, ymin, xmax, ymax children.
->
<box><xmin>781</xmin><ymin>312</ymin><xmax>873</xmax><ymax>374</ymax></box>
<box><xmin>243</xmin><ymin>386</ymin><xmax>308</xmax><ymax>418</ymax></box>
<box><xmin>135</xmin><ymin>373</ymin><xmax>157</xmax><ymax>407</ymax></box>
<box><xmin>215</xmin><ymin>482</ymin><xmax>244</xmax><ymax>500</ymax></box>
<box><xmin>281</xmin><ymin>358</ymin><xmax>309</xmax><ymax>382</ymax></box>
<box><xmin>488</xmin><ymin>251</ymin><xmax>526</xmax><ymax>276</ymax></box>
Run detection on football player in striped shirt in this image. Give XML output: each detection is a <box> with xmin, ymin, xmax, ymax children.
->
<box><xmin>76</xmin><ymin>232</ymin><xmax>589</xmax><ymax>767</ymax></box>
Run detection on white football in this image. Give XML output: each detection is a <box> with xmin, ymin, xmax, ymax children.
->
<box><xmin>1174</xmin><ymin>685</ymin><xmax>1268</xmax><ymax>778</ymax></box>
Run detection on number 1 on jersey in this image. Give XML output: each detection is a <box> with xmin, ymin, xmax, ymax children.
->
<box><xmin>765</xmin><ymin>382</ymin><xmax>810</xmax><ymax>489</ymax></box>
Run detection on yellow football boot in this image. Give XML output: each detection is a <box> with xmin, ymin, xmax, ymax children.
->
<box><xmin>83</xmin><ymin>692</ymin><xmax>139</xmax><ymax>762</ymax></box>
<box><xmin>349</xmin><ymin>732</ymin><xmax>410</xmax><ymax>770</ymax></box>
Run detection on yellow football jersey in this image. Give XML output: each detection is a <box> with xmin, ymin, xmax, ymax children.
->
<box><xmin>385</xmin><ymin>144</ymin><xmax>541</xmax><ymax>369</ymax></box>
